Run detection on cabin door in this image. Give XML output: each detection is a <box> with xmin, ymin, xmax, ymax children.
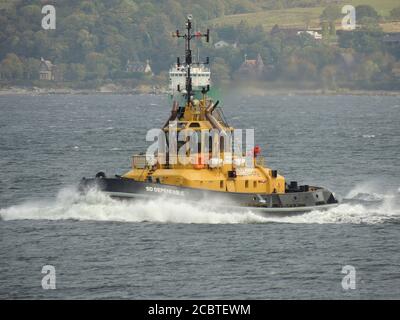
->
<box><xmin>226</xmin><ymin>180</ymin><xmax>235</xmax><ymax>192</ymax></box>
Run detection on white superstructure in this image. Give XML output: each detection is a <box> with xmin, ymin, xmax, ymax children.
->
<box><xmin>169</xmin><ymin>64</ymin><xmax>211</xmax><ymax>94</ymax></box>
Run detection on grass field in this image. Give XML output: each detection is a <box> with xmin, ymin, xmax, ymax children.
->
<box><xmin>209</xmin><ymin>7</ymin><xmax>324</xmax><ymax>30</ymax></box>
<box><xmin>349</xmin><ymin>0</ymin><xmax>398</xmax><ymax>16</ymax></box>
<box><xmin>209</xmin><ymin>0</ymin><xmax>400</xmax><ymax>31</ymax></box>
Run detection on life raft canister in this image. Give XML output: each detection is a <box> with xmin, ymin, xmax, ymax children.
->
<box><xmin>246</xmin><ymin>145</ymin><xmax>261</xmax><ymax>158</ymax></box>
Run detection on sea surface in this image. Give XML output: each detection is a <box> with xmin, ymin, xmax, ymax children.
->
<box><xmin>0</xmin><ymin>93</ymin><xmax>399</xmax><ymax>299</ymax></box>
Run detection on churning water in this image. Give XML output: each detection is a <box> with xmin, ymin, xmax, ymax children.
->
<box><xmin>0</xmin><ymin>94</ymin><xmax>399</xmax><ymax>299</ymax></box>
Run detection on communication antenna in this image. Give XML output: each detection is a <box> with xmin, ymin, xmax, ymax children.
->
<box><xmin>173</xmin><ymin>15</ymin><xmax>210</xmax><ymax>106</ymax></box>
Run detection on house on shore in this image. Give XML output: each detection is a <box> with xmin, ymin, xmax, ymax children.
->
<box><xmin>236</xmin><ymin>54</ymin><xmax>265</xmax><ymax>79</ymax></box>
<box><xmin>297</xmin><ymin>30</ymin><xmax>322</xmax><ymax>40</ymax></box>
<box><xmin>271</xmin><ymin>25</ymin><xmax>323</xmax><ymax>40</ymax></box>
<box><xmin>126</xmin><ymin>59</ymin><xmax>152</xmax><ymax>75</ymax></box>
<box><xmin>39</xmin><ymin>57</ymin><xmax>60</xmax><ymax>81</ymax></box>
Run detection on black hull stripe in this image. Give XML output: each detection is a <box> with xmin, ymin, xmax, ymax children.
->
<box><xmin>105</xmin><ymin>191</ymin><xmax>338</xmax><ymax>214</ymax></box>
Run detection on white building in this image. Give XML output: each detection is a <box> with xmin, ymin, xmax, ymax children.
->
<box><xmin>297</xmin><ymin>30</ymin><xmax>322</xmax><ymax>40</ymax></box>
<box><xmin>214</xmin><ymin>40</ymin><xmax>238</xmax><ymax>49</ymax></box>
<box><xmin>126</xmin><ymin>59</ymin><xmax>152</xmax><ymax>74</ymax></box>
<box><xmin>214</xmin><ymin>40</ymin><xmax>230</xmax><ymax>49</ymax></box>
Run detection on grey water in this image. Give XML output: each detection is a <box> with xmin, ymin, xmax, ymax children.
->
<box><xmin>0</xmin><ymin>93</ymin><xmax>399</xmax><ymax>299</ymax></box>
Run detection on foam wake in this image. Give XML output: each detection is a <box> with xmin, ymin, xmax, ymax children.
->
<box><xmin>0</xmin><ymin>187</ymin><xmax>267</xmax><ymax>224</ymax></box>
<box><xmin>0</xmin><ymin>182</ymin><xmax>399</xmax><ymax>224</ymax></box>
<box><xmin>267</xmin><ymin>181</ymin><xmax>400</xmax><ymax>224</ymax></box>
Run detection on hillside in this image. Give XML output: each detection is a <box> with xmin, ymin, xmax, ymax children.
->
<box><xmin>0</xmin><ymin>0</ymin><xmax>399</xmax><ymax>91</ymax></box>
<box><xmin>210</xmin><ymin>0</ymin><xmax>400</xmax><ymax>31</ymax></box>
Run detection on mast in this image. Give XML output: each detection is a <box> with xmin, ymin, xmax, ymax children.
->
<box><xmin>174</xmin><ymin>15</ymin><xmax>210</xmax><ymax>109</ymax></box>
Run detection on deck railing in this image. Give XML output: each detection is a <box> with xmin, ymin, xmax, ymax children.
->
<box><xmin>132</xmin><ymin>153</ymin><xmax>266</xmax><ymax>168</ymax></box>
<box><xmin>132</xmin><ymin>154</ymin><xmax>148</xmax><ymax>169</ymax></box>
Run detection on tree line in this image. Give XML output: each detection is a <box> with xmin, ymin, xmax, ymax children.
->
<box><xmin>0</xmin><ymin>0</ymin><xmax>399</xmax><ymax>90</ymax></box>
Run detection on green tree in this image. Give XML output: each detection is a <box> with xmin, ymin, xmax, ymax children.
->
<box><xmin>355</xmin><ymin>5</ymin><xmax>379</xmax><ymax>23</ymax></box>
<box><xmin>19</xmin><ymin>4</ymin><xmax>42</xmax><ymax>31</ymax></box>
<box><xmin>321</xmin><ymin>21</ymin><xmax>329</xmax><ymax>38</ymax></box>
<box><xmin>0</xmin><ymin>53</ymin><xmax>23</xmax><ymax>79</ymax></box>
<box><xmin>321</xmin><ymin>65</ymin><xmax>337</xmax><ymax>90</ymax></box>
<box><xmin>211</xmin><ymin>57</ymin><xmax>231</xmax><ymax>86</ymax></box>
<box><xmin>299</xmin><ymin>60</ymin><xmax>317</xmax><ymax>81</ymax></box>
<box><xmin>77</xmin><ymin>29</ymin><xmax>98</xmax><ymax>56</ymax></box>
<box><xmin>65</xmin><ymin>63</ymin><xmax>86</xmax><ymax>81</ymax></box>
<box><xmin>329</xmin><ymin>21</ymin><xmax>336</xmax><ymax>36</ymax></box>
<box><xmin>339</xmin><ymin>29</ymin><xmax>383</xmax><ymax>54</ymax></box>
<box><xmin>23</xmin><ymin>57</ymin><xmax>40</xmax><ymax>80</ymax></box>
<box><xmin>390</xmin><ymin>7</ymin><xmax>400</xmax><ymax>20</ymax></box>
<box><xmin>320</xmin><ymin>5</ymin><xmax>341</xmax><ymax>22</ymax></box>
<box><xmin>357</xmin><ymin>59</ymin><xmax>380</xmax><ymax>83</ymax></box>
<box><xmin>321</xmin><ymin>5</ymin><xmax>341</xmax><ymax>36</ymax></box>
<box><xmin>85</xmin><ymin>52</ymin><xmax>108</xmax><ymax>79</ymax></box>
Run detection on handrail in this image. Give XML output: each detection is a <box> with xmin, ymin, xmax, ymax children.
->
<box><xmin>132</xmin><ymin>154</ymin><xmax>149</xmax><ymax>169</ymax></box>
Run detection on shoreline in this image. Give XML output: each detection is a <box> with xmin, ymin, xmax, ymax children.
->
<box><xmin>0</xmin><ymin>85</ymin><xmax>400</xmax><ymax>96</ymax></box>
<box><xmin>0</xmin><ymin>86</ymin><xmax>168</xmax><ymax>96</ymax></box>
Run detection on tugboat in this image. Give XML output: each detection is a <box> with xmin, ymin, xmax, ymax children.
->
<box><xmin>79</xmin><ymin>16</ymin><xmax>338</xmax><ymax>215</ymax></box>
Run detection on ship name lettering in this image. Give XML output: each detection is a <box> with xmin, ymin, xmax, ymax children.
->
<box><xmin>146</xmin><ymin>186</ymin><xmax>184</xmax><ymax>196</ymax></box>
